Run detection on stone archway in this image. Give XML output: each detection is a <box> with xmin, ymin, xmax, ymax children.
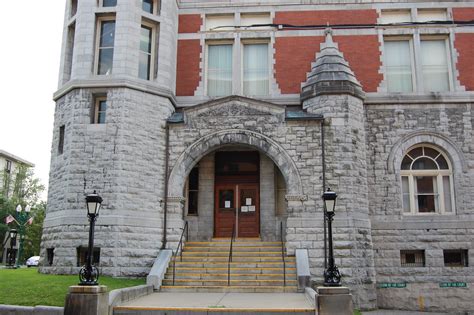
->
<box><xmin>168</xmin><ymin>129</ymin><xmax>305</xmax><ymax>199</ymax></box>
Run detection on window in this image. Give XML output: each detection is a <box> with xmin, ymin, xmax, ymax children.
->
<box><xmin>384</xmin><ymin>37</ymin><xmax>451</xmax><ymax>93</ymax></box>
<box><xmin>444</xmin><ymin>249</ymin><xmax>468</xmax><ymax>267</ymax></box>
<box><xmin>101</xmin><ymin>0</ymin><xmax>116</xmax><ymax>7</ymax></box>
<box><xmin>187</xmin><ymin>167</ymin><xmax>199</xmax><ymax>216</ymax></box>
<box><xmin>207</xmin><ymin>44</ymin><xmax>233</xmax><ymax>96</ymax></box>
<box><xmin>5</xmin><ymin>160</ymin><xmax>12</xmax><ymax>173</ymax></box>
<box><xmin>71</xmin><ymin>0</ymin><xmax>78</xmax><ymax>17</ymax></box>
<box><xmin>76</xmin><ymin>246</ymin><xmax>101</xmax><ymax>267</ymax></box>
<box><xmin>93</xmin><ymin>98</ymin><xmax>107</xmax><ymax>124</ymax></box>
<box><xmin>142</xmin><ymin>0</ymin><xmax>159</xmax><ymax>14</ymax></box>
<box><xmin>420</xmin><ymin>39</ymin><xmax>450</xmax><ymax>92</ymax></box>
<box><xmin>241</xmin><ymin>13</ymin><xmax>271</xmax><ymax>30</ymax></box>
<box><xmin>400</xmin><ymin>250</ymin><xmax>425</xmax><ymax>267</ymax></box>
<box><xmin>380</xmin><ymin>10</ymin><xmax>412</xmax><ymax>24</ymax></box>
<box><xmin>47</xmin><ymin>248</ymin><xmax>54</xmax><ymax>266</ymax></box>
<box><xmin>63</xmin><ymin>23</ymin><xmax>76</xmax><ymax>83</ymax></box>
<box><xmin>384</xmin><ymin>39</ymin><xmax>414</xmax><ymax>92</ymax></box>
<box><xmin>206</xmin><ymin>14</ymin><xmax>234</xmax><ymax>31</ymax></box>
<box><xmin>139</xmin><ymin>24</ymin><xmax>154</xmax><ymax>80</ymax></box>
<box><xmin>58</xmin><ymin>125</ymin><xmax>65</xmax><ymax>155</ymax></box>
<box><xmin>401</xmin><ymin>145</ymin><xmax>454</xmax><ymax>214</ymax></box>
<box><xmin>95</xmin><ymin>18</ymin><xmax>116</xmax><ymax>75</ymax></box>
<box><xmin>243</xmin><ymin>43</ymin><xmax>269</xmax><ymax>95</ymax></box>
<box><xmin>417</xmin><ymin>9</ymin><xmax>447</xmax><ymax>22</ymax></box>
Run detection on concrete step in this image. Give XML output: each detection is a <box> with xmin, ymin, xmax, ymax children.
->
<box><xmin>162</xmin><ymin>279</ymin><xmax>297</xmax><ymax>286</ymax></box>
<box><xmin>185</xmin><ymin>243</ymin><xmax>282</xmax><ymax>248</ymax></box>
<box><xmin>173</xmin><ymin>261</ymin><xmax>295</xmax><ymax>268</ymax></box>
<box><xmin>181</xmin><ymin>251</ymin><xmax>285</xmax><ymax>257</ymax></box>
<box><xmin>165</xmin><ymin>273</ymin><xmax>296</xmax><ymax>280</ymax></box>
<box><xmin>170</xmin><ymin>267</ymin><xmax>296</xmax><ymax>274</ymax></box>
<box><xmin>159</xmin><ymin>285</ymin><xmax>298</xmax><ymax>293</ymax></box>
<box><xmin>185</xmin><ymin>246</ymin><xmax>283</xmax><ymax>252</ymax></box>
<box><xmin>173</xmin><ymin>256</ymin><xmax>288</xmax><ymax>262</ymax></box>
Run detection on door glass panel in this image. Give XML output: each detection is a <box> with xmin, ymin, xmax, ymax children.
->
<box><xmin>219</xmin><ymin>189</ymin><xmax>234</xmax><ymax>209</ymax></box>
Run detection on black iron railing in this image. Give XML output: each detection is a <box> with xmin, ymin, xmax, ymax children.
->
<box><xmin>172</xmin><ymin>221</ymin><xmax>188</xmax><ymax>285</ymax></box>
<box><xmin>227</xmin><ymin>222</ymin><xmax>236</xmax><ymax>286</ymax></box>
<box><xmin>280</xmin><ymin>221</ymin><xmax>286</xmax><ymax>286</ymax></box>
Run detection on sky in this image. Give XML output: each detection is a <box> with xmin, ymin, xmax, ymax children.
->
<box><xmin>0</xmin><ymin>2</ymin><xmax>65</xmax><ymax>199</ymax></box>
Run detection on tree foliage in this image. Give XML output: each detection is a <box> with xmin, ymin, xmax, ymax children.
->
<box><xmin>1</xmin><ymin>165</ymin><xmax>45</xmax><ymax>263</ymax></box>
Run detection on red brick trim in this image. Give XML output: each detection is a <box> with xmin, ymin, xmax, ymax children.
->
<box><xmin>179</xmin><ymin>14</ymin><xmax>202</xmax><ymax>34</ymax></box>
<box><xmin>454</xmin><ymin>33</ymin><xmax>474</xmax><ymax>91</ymax></box>
<box><xmin>176</xmin><ymin>40</ymin><xmax>201</xmax><ymax>96</ymax></box>
<box><xmin>453</xmin><ymin>8</ymin><xmax>474</xmax><ymax>21</ymax></box>
<box><xmin>274</xmin><ymin>10</ymin><xmax>377</xmax><ymax>26</ymax></box>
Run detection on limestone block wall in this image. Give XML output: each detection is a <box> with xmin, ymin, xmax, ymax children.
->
<box><xmin>41</xmin><ymin>88</ymin><xmax>174</xmax><ymax>277</ymax></box>
<box><xmin>365</xmin><ymin>102</ymin><xmax>474</xmax><ymax>313</ymax></box>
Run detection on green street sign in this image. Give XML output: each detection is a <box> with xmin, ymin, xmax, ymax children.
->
<box><xmin>378</xmin><ymin>283</ymin><xmax>407</xmax><ymax>288</ymax></box>
<box><xmin>440</xmin><ymin>282</ymin><xmax>467</xmax><ymax>288</ymax></box>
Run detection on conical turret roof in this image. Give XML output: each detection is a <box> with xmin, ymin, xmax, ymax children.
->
<box><xmin>301</xmin><ymin>29</ymin><xmax>365</xmax><ymax>101</ymax></box>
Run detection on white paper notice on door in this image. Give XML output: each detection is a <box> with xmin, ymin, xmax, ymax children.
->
<box><xmin>246</xmin><ymin>198</ymin><xmax>252</xmax><ymax>206</ymax></box>
<box><xmin>248</xmin><ymin>206</ymin><xmax>256</xmax><ymax>212</ymax></box>
<box><xmin>225</xmin><ymin>201</ymin><xmax>231</xmax><ymax>208</ymax></box>
<box><xmin>241</xmin><ymin>206</ymin><xmax>249</xmax><ymax>212</ymax></box>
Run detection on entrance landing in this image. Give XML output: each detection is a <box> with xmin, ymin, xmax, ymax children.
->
<box><xmin>114</xmin><ymin>292</ymin><xmax>314</xmax><ymax>314</ymax></box>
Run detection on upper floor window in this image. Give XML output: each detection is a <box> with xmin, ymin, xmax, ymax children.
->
<box><xmin>93</xmin><ymin>98</ymin><xmax>107</xmax><ymax>124</ymax></box>
<box><xmin>5</xmin><ymin>160</ymin><xmax>12</xmax><ymax>173</ymax></box>
<box><xmin>400</xmin><ymin>145</ymin><xmax>454</xmax><ymax>215</ymax></box>
<box><xmin>206</xmin><ymin>14</ymin><xmax>234</xmax><ymax>31</ymax></box>
<box><xmin>101</xmin><ymin>0</ymin><xmax>116</xmax><ymax>7</ymax></box>
<box><xmin>207</xmin><ymin>44</ymin><xmax>233</xmax><ymax>96</ymax></box>
<box><xmin>384</xmin><ymin>37</ymin><xmax>452</xmax><ymax>93</ymax></box>
<box><xmin>95</xmin><ymin>18</ymin><xmax>116</xmax><ymax>75</ymax></box>
<box><xmin>70</xmin><ymin>0</ymin><xmax>78</xmax><ymax>17</ymax></box>
<box><xmin>243</xmin><ymin>43</ymin><xmax>269</xmax><ymax>96</ymax></box>
<box><xmin>139</xmin><ymin>24</ymin><xmax>155</xmax><ymax>80</ymax></box>
<box><xmin>58</xmin><ymin>125</ymin><xmax>65</xmax><ymax>155</ymax></box>
<box><xmin>142</xmin><ymin>0</ymin><xmax>159</xmax><ymax>14</ymax></box>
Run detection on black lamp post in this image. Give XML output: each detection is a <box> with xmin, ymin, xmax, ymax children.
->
<box><xmin>79</xmin><ymin>191</ymin><xmax>103</xmax><ymax>286</ymax></box>
<box><xmin>8</xmin><ymin>229</ymin><xmax>18</xmax><ymax>267</ymax></box>
<box><xmin>323</xmin><ymin>188</ymin><xmax>341</xmax><ymax>287</ymax></box>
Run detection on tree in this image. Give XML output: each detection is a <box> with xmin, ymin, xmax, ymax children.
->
<box><xmin>1</xmin><ymin>164</ymin><xmax>45</xmax><ymax>264</ymax></box>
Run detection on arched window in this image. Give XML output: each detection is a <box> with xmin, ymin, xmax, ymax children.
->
<box><xmin>401</xmin><ymin>145</ymin><xmax>454</xmax><ymax>214</ymax></box>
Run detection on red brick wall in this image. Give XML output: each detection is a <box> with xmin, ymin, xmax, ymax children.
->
<box><xmin>274</xmin><ymin>35</ymin><xmax>382</xmax><ymax>94</ymax></box>
<box><xmin>455</xmin><ymin>34</ymin><xmax>474</xmax><ymax>91</ymax></box>
<box><xmin>274</xmin><ymin>10</ymin><xmax>377</xmax><ymax>26</ymax></box>
<box><xmin>453</xmin><ymin>8</ymin><xmax>474</xmax><ymax>21</ymax></box>
<box><xmin>333</xmin><ymin>35</ymin><xmax>382</xmax><ymax>92</ymax></box>
<box><xmin>176</xmin><ymin>40</ymin><xmax>201</xmax><ymax>96</ymax></box>
<box><xmin>179</xmin><ymin>14</ymin><xmax>202</xmax><ymax>33</ymax></box>
<box><xmin>274</xmin><ymin>36</ymin><xmax>324</xmax><ymax>94</ymax></box>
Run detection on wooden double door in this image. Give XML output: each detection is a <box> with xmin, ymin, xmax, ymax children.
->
<box><xmin>214</xmin><ymin>183</ymin><xmax>260</xmax><ymax>238</ymax></box>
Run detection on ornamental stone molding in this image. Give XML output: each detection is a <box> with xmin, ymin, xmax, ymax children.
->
<box><xmin>168</xmin><ymin>128</ymin><xmax>304</xmax><ymax>198</ymax></box>
<box><xmin>387</xmin><ymin>130</ymin><xmax>467</xmax><ymax>174</ymax></box>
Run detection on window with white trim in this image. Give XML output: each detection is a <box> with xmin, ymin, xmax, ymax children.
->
<box><xmin>101</xmin><ymin>0</ymin><xmax>116</xmax><ymax>7</ymax></box>
<box><xmin>95</xmin><ymin>18</ymin><xmax>116</xmax><ymax>75</ymax></box>
<box><xmin>384</xmin><ymin>36</ymin><xmax>452</xmax><ymax>93</ymax></box>
<box><xmin>400</xmin><ymin>145</ymin><xmax>454</xmax><ymax>215</ymax></box>
<box><xmin>207</xmin><ymin>44</ymin><xmax>233</xmax><ymax>96</ymax></box>
<box><xmin>243</xmin><ymin>43</ymin><xmax>269</xmax><ymax>96</ymax></box>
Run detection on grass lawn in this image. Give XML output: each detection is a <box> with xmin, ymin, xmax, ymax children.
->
<box><xmin>0</xmin><ymin>267</ymin><xmax>145</xmax><ymax>307</ymax></box>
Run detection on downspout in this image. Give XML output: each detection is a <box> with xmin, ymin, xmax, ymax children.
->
<box><xmin>321</xmin><ymin>119</ymin><xmax>327</xmax><ymax>269</ymax></box>
<box><xmin>161</xmin><ymin>122</ymin><xmax>170</xmax><ymax>249</ymax></box>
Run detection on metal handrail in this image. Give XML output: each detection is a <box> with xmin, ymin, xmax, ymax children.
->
<box><xmin>172</xmin><ymin>221</ymin><xmax>188</xmax><ymax>285</ymax></box>
<box><xmin>280</xmin><ymin>221</ymin><xmax>286</xmax><ymax>286</ymax></box>
<box><xmin>227</xmin><ymin>222</ymin><xmax>236</xmax><ymax>286</ymax></box>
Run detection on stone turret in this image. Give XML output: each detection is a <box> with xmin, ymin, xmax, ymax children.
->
<box><xmin>301</xmin><ymin>29</ymin><xmax>364</xmax><ymax>103</ymax></box>
<box><xmin>301</xmin><ymin>30</ymin><xmax>376</xmax><ymax>309</ymax></box>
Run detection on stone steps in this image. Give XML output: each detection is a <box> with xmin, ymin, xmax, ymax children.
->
<box><xmin>161</xmin><ymin>239</ymin><xmax>297</xmax><ymax>293</ymax></box>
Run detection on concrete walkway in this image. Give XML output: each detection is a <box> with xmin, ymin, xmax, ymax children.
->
<box><xmin>115</xmin><ymin>292</ymin><xmax>314</xmax><ymax>311</ymax></box>
<box><xmin>362</xmin><ymin>310</ymin><xmax>448</xmax><ymax>315</ymax></box>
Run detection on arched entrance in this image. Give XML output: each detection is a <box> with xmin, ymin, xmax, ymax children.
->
<box><xmin>166</xmin><ymin>129</ymin><xmax>306</xmax><ymax>243</ymax></box>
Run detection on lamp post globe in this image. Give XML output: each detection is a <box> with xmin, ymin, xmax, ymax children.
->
<box><xmin>79</xmin><ymin>191</ymin><xmax>103</xmax><ymax>285</ymax></box>
<box><xmin>323</xmin><ymin>188</ymin><xmax>341</xmax><ymax>287</ymax></box>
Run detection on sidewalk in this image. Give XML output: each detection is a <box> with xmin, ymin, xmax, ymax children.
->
<box><xmin>362</xmin><ymin>310</ymin><xmax>448</xmax><ymax>315</ymax></box>
<box><xmin>115</xmin><ymin>292</ymin><xmax>314</xmax><ymax>311</ymax></box>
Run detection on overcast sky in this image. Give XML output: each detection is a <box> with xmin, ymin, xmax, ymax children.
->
<box><xmin>0</xmin><ymin>2</ymin><xmax>65</xmax><ymax>199</ymax></box>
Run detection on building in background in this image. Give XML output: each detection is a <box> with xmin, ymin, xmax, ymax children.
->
<box><xmin>0</xmin><ymin>150</ymin><xmax>34</xmax><ymax>198</ymax></box>
<box><xmin>41</xmin><ymin>0</ymin><xmax>474</xmax><ymax>312</ymax></box>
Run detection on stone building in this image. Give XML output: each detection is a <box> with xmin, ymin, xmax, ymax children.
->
<box><xmin>0</xmin><ymin>150</ymin><xmax>34</xmax><ymax>198</ymax></box>
<box><xmin>41</xmin><ymin>0</ymin><xmax>474</xmax><ymax>312</ymax></box>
